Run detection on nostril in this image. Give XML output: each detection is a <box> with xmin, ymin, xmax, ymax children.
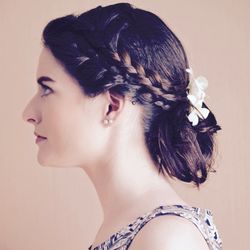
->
<box><xmin>27</xmin><ymin>118</ymin><xmax>36</xmax><ymax>123</ymax></box>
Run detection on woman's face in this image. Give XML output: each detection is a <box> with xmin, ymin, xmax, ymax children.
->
<box><xmin>22</xmin><ymin>47</ymin><xmax>108</xmax><ymax>168</ymax></box>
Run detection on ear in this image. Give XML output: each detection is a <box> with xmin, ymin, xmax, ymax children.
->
<box><xmin>103</xmin><ymin>90</ymin><xmax>125</xmax><ymax>120</ymax></box>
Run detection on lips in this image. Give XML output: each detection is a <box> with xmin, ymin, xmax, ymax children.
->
<box><xmin>34</xmin><ymin>131</ymin><xmax>47</xmax><ymax>139</ymax></box>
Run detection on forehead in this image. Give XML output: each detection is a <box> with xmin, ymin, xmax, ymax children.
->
<box><xmin>36</xmin><ymin>47</ymin><xmax>64</xmax><ymax>77</ymax></box>
<box><xmin>36</xmin><ymin>47</ymin><xmax>79</xmax><ymax>87</ymax></box>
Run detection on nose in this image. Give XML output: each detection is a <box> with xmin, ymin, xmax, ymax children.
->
<box><xmin>22</xmin><ymin>97</ymin><xmax>40</xmax><ymax>125</ymax></box>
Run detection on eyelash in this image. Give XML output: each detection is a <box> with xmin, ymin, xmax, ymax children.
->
<box><xmin>40</xmin><ymin>84</ymin><xmax>52</xmax><ymax>97</ymax></box>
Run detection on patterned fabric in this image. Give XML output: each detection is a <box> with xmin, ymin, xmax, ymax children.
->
<box><xmin>88</xmin><ymin>204</ymin><xmax>222</xmax><ymax>250</ymax></box>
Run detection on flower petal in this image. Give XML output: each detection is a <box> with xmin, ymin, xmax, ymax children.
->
<box><xmin>187</xmin><ymin>94</ymin><xmax>197</xmax><ymax>105</ymax></box>
<box><xmin>185</xmin><ymin>68</ymin><xmax>193</xmax><ymax>75</ymax></box>
<box><xmin>187</xmin><ymin>111</ymin><xmax>199</xmax><ymax>126</ymax></box>
<box><xmin>195</xmin><ymin>76</ymin><xmax>208</xmax><ymax>90</ymax></box>
<box><xmin>200</xmin><ymin>107</ymin><xmax>210</xmax><ymax>118</ymax></box>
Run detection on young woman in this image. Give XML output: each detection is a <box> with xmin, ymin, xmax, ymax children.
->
<box><xmin>22</xmin><ymin>3</ymin><xmax>223</xmax><ymax>250</ymax></box>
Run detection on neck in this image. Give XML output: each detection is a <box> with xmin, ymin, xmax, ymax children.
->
<box><xmin>83</xmin><ymin>141</ymin><xmax>186</xmax><ymax>223</ymax></box>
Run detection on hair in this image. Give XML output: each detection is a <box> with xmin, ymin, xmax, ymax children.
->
<box><xmin>41</xmin><ymin>2</ymin><xmax>222</xmax><ymax>188</ymax></box>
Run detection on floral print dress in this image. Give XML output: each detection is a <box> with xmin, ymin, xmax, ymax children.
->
<box><xmin>88</xmin><ymin>204</ymin><xmax>222</xmax><ymax>250</ymax></box>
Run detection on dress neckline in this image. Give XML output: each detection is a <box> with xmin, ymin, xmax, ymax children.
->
<box><xmin>89</xmin><ymin>204</ymin><xmax>211</xmax><ymax>250</ymax></box>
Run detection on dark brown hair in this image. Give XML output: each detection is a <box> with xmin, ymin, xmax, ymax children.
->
<box><xmin>41</xmin><ymin>2</ymin><xmax>221</xmax><ymax>188</ymax></box>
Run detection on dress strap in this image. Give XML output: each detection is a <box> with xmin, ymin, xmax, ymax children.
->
<box><xmin>88</xmin><ymin>204</ymin><xmax>222</xmax><ymax>250</ymax></box>
<box><xmin>125</xmin><ymin>205</ymin><xmax>222</xmax><ymax>250</ymax></box>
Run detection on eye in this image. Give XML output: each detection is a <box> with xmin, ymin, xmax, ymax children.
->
<box><xmin>40</xmin><ymin>84</ymin><xmax>53</xmax><ymax>97</ymax></box>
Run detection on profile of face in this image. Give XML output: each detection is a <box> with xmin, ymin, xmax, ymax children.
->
<box><xmin>22</xmin><ymin>47</ymin><xmax>111</xmax><ymax>169</ymax></box>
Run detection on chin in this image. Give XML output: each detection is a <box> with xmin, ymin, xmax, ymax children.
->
<box><xmin>37</xmin><ymin>154</ymin><xmax>55</xmax><ymax>167</ymax></box>
<box><xmin>37</xmin><ymin>152</ymin><xmax>84</xmax><ymax>168</ymax></box>
<box><xmin>37</xmin><ymin>156</ymin><xmax>49</xmax><ymax>166</ymax></box>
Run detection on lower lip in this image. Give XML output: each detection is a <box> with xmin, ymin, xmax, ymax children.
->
<box><xmin>36</xmin><ymin>136</ymin><xmax>47</xmax><ymax>144</ymax></box>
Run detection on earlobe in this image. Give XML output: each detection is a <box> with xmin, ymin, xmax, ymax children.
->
<box><xmin>103</xmin><ymin>118</ymin><xmax>113</xmax><ymax>126</ymax></box>
<box><xmin>101</xmin><ymin>91</ymin><xmax>126</xmax><ymax>127</ymax></box>
<box><xmin>101</xmin><ymin>91</ymin><xmax>124</xmax><ymax>127</ymax></box>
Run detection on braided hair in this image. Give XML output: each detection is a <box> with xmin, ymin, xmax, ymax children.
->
<box><xmin>41</xmin><ymin>2</ymin><xmax>221</xmax><ymax>188</ymax></box>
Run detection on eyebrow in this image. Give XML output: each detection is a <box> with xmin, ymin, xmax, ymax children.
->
<box><xmin>37</xmin><ymin>76</ymin><xmax>56</xmax><ymax>85</ymax></box>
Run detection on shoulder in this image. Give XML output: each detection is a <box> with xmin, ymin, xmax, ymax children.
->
<box><xmin>129</xmin><ymin>214</ymin><xmax>210</xmax><ymax>250</ymax></box>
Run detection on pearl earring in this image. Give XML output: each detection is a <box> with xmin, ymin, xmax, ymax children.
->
<box><xmin>103</xmin><ymin>118</ymin><xmax>113</xmax><ymax>125</ymax></box>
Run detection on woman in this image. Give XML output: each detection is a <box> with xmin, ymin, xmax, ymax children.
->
<box><xmin>22</xmin><ymin>2</ymin><xmax>222</xmax><ymax>250</ymax></box>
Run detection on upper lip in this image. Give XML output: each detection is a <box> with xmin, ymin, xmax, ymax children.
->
<box><xmin>34</xmin><ymin>132</ymin><xmax>47</xmax><ymax>138</ymax></box>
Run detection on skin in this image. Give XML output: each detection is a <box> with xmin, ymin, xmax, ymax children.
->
<box><xmin>22</xmin><ymin>47</ymin><xmax>191</xmax><ymax>247</ymax></box>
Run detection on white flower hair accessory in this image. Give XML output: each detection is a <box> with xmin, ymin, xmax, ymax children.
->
<box><xmin>185</xmin><ymin>67</ymin><xmax>210</xmax><ymax>126</ymax></box>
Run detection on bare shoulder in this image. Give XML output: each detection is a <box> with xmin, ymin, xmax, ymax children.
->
<box><xmin>129</xmin><ymin>215</ymin><xmax>210</xmax><ymax>250</ymax></box>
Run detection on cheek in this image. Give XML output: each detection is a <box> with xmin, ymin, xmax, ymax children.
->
<box><xmin>45</xmin><ymin>106</ymin><xmax>104</xmax><ymax>164</ymax></box>
<box><xmin>67</xmin><ymin>112</ymin><xmax>102</xmax><ymax>152</ymax></box>
<box><xmin>53</xmin><ymin>108</ymin><xmax>85</xmax><ymax>147</ymax></box>
<box><xmin>39</xmin><ymin>90</ymin><xmax>109</xmax><ymax>167</ymax></box>
<box><xmin>70</xmin><ymin>110</ymin><xmax>108</xmax><ymax>159</ymax></box>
